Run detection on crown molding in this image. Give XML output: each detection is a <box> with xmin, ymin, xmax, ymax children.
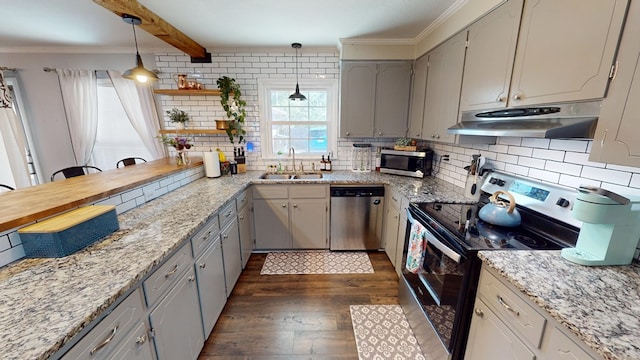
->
<box><xmin>415</xmin><ymin>0</ymin><xmax>470</xmax><ymax>43</ymax></box>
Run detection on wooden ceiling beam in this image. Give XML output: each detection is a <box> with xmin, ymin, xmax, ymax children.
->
<box><xmin>93</xmin><ymin>0</ymin><xmax>208</xmax><ymax>60</ymax></box>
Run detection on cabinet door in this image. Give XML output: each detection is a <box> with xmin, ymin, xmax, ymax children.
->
<box><xmin>253</xmin><ymin>199</ymin><xmax>290</xmax><ymax>249</ymax></box>
<box><xmin>408</xmin><ymin>55</ymin><xmax>429</xmax><ymax>139</ymax></box>
<box><xmin>149</xmin><ymin>268</ymin><xmax>204</xmax><ymax>360</ymax></box>
<box><xmin>395</xmin><ymin>201</ymin><xmax>409</xmax><ymax>276</ymax></box>
<box><xmin>460</xmin><ymin>0</ymin><xmax>523</xmax><ymax>111</ymax></box>
<box><xmin>221</xmin><ymin>219</ymin><xmax>242</xmax><ymax>297</ymax></box>
<box><xmin>340</xmin><ymin>62</ymin><xmax>377</xmax><ymax>137</ymax></box>
<box><xmin>383</xmin><ymin>205</ymin><xmax>400</xmax><ymax>267</ymax></box>
<box><xmin>374</xmin><ymin>62</ymin><xmax>412</xmax><ymax>138</ymax></box>
<box><xmin>238</xmin><ymin>205</ymin><xmax>254</xmax><ymax>268</ymax></box>
<box><xmin>509</xmin><ymin>0</ymin><xmax>629</xmax><ymax>106</ymax></box>
<box><xmin>108</xmin><ymin>322</ymin><xmax>155</xmax><ymax>360</ymax></box>
<box><xmin>195</xmin><ymin>239</ymin><xmax>226</xmax><ymax>338</ymax></box>
<box><xmin>589</xmin><ymin>0</ymin><xmax>640</xmax><ymax>167</ymax></box>
<box><xmin>422</xmin><ymin>31</ymin><xmax>467</xmax><ymax>143</ymax></box>
<box><xmin>465</xmin><ymin>299</ymin><xmax>536</xmax><ymax>360</ymax></box>
<box><xmin>290</xmin><ymin>199</ymin><xmax>328</xmax><ymax>249</ymax></box>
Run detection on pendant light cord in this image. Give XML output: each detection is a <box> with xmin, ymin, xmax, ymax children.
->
<box><xmin>295</xmin><ymin>46</ymin><xmax>299</xmax><ymax>84</ymax></box>
<box><xmin>131</xmin><ymin>21</ymin><xmax>140</xmax><ymax>56</ymax></box>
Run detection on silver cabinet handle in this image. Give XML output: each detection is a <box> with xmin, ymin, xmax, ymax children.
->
<box><xmin>435</xmin><ymin>134</ymin><xmax>440</xmax><ymax>139</ymax></box>
<box><xmin>345</xmin><ymin>131</ymin><xmax>350</xmax><ymax>136</ymax></box>
<box><xmin>164</xmin><ymin>264</ymin><xmax>178</xmax><ymax>278</ymax></box>
<box><xmin>513</xmin><ymin>94</ymin><xmax>521</xmax><ymax>100</ymax></box>
<box><xmin>282</xmin><ymin>204</ymin><xmax>287</xmax><ymax>207</ymax></box>
<box><xmin>378</xmin><ymin>131</ymin><xmax>382</xmax><ymax>136</ymax></box>
<box><xmin>497</xmin><ymin>295</ymin><xmax>519</xmax><ymax>316</ymax></box>
<box><xmin>136</xmin><ymin>334</ymin><xmax>147</xmax><ymax>345</ymax></box>
<box><xmin>496</xmin><ymin>96</ymin><xmax>505</xmax><ymax>103</ymax></box>
<box><xmin>226</xmin><ymin>210</ymin><xmax>232</xmax><ymax>217</ymax></box>
<box><xmin>188</xmin><ymin>275</ymin><xmax>195</xmax><ymax>282</ymax></box>
<box><xmin>293</xmin><ymin>204</ymin><xmax>298</xmax><ymax>208</ymax></box>
<box><xmin>199</xmin><ymin>262</ymin><xmax>206</xmax><ymax>269</ymax></box>
<box><xmin>90</xmin><ymin>325</ymin><xmax>118</xmax><ymax>354</ymax></box>
<box><xmin>223</xmin><ymin>234</ymin><xmax>228</xmax><ymax>239</ymax></box>
<box><xmin>239</xmin><ymin>215</ymin><xmax>244</xmax><ymax>220</ymax></box>
<box><xmin>474</xmin><ymin>308</ymin><xmax>484</xmax><ymax>317</ymax></box>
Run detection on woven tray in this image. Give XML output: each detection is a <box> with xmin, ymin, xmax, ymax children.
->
<box><xmin>394</xmin><ymin>145</ymin><xmax>417</xmax><ymax>151</ymax></box>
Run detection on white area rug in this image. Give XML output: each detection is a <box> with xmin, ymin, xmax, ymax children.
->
<box><xmin>350</xmin><ymin>305</ymin><xmax>425</xmax><ymax>360</ymax></box>
<box><xmin>260</xmin><ymin>250</ymin><xmax>374</xmax><ymax>275</ymax></box>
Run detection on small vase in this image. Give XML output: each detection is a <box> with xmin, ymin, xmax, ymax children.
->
<box><xmin>175</xmin><ymin>151</ymin><xmax>190</xmax><ymax>166</ymax></box>
<box><xmin>175</xmin><ymin>122</ymin><xmax>186</xmax><ymax>130</ymax></box>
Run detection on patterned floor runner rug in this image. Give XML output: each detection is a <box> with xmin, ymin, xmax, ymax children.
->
<box><xmin>350</xmin><ymin>305</ymin><xmax>425</xmax><ymax>360</ymax></box>
<box><xmin>260</xmin><ymin>250</ymin><xmax>374</xmax><ymax>275</ymax></box>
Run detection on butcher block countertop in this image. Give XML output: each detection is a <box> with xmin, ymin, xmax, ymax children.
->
<box><xmin>0</xmin><ymin>170</ymin><xmax>469</xmax><ymax>360</ymax></box>
<box><xmin>0</xmin><ymin>158</ymin><xmax>203</xmax><ymax>233</ymax></box>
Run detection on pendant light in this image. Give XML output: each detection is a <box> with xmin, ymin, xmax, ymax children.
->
<box><xmin>122</xmin><ymin>14</ymin><xmax>158</xmax><ymax>83</ymax></box>
<box><xmin>289</xmin><ymin>42</ymin><xmax>306</xmax><ymax>101</ymax></box>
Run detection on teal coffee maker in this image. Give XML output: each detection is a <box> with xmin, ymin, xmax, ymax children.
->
<box><xmin>561</xmin><ymin>186</ymin><xmax>640</xmax><ymax>266</ymax></box>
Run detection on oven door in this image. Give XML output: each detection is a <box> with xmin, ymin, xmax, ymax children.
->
<box><xmin>401</xmin><ymin>207</ymin><xmax>469</xmax><ymax>354</ymax></box>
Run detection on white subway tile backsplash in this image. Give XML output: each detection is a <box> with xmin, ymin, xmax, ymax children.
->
<box><xmin>532</xmin><ymin>148</ymin><xmax>565</xmax><ymax>161</ymax></box>
<box><xmin>496</xmin><ymin>153</ymin><xmax>518</xmax><ymax>164</ymax></box>
<box><xmin>558</xmin><ymin>174</ymin><xmax>600</xmax><ymax>189</ymax></box>
<box><xmin>498</xmin><ymin>137</ymin><xmax>522</xmax><ymax>146</ymax></box>
<box><xmin>545</xmin><ymin>160</ymin><xmax>582</xmax><ymax>176</ymax></box>
<box><xmin>508</xmin><ymin>146</ymin><xmax>533</xmax><ymax>157</ymax></box>
<box><xmin>581</xmin><ymin>166</ymin><xmax>632</xmax><ymax>185</ymax></box>
<box><xmin>521</xmin><ymin>138</ymin><xmax>550</xmax><ymax>149</ymax></box>
<box><xmin>630</xmin><ymin>174</ymin><xmax>640</xmax><ymax>189</ymax></box>
<box><xmin>563</xmin><ymin>151</ymin><xmax>605</xmax><ymax>168</ymax></box>
<box><xmin>504</xmin><ymin>163</ymin><xmax>529</xmax><ymax>176</ymax></box>
<box><xmin>549</xmin><ymin>139</ymin><xmax>589</xmax><ymax>152</ymax></box>
<box><xmin>518</xmin><ymin>157</ymin><xmax>546</xmax><ymax>169</ymax></box>
<box><xmin>528</xmin><ymin>168</ymin><xmax>560</xmax><ymax>183</ymax></box>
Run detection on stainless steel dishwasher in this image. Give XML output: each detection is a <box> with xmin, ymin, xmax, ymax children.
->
<box><xmin>330</xmin><ymin>185</ymin><xmax>385</xmax><ymax>250</ymax></box>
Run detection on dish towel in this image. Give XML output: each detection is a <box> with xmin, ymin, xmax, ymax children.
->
<box><xmin>406</xmin><ymin>221</ymin><xmax>427</xmax><ymax>274</ymax></box>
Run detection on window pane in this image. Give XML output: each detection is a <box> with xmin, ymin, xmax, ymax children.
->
<box><xmin>308</xmin><ymin>91</ymin><xmax>327</xmax><ymax>106</ymax></box>
<box><xmin>309</xmin><ymin>107</ymin><xmax>327</xmax><ymax>121</ymax></box>
<box><xmin>272</xmin><ymin>106</ymin><xmax>289</xmax><ymax>121</ymax></box>
<box><xmin>271</xmin><ymin>91</ymin><xmax>290</xmax><ymax>106</ymax></box>
<box><xmin>290</xmin><ymin>106</ymin><xmax>308</xmax><ymax>121</ymax></box>
<box><xmin>272</xmin><ymin>124</ymin><xmax>290</xmax><ymax>139</ymax></box>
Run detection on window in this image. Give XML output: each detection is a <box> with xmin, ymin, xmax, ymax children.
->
<box><xmin>91</xmin><ymin>79</ymin><xmax>153</xmax><ymax>170</ymax></box>
<box><xmin>258</xmin><ymin>79</ymin><xmax>338</xmax><ymax>158</ymax></box>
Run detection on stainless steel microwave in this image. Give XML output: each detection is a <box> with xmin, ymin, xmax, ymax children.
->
<box><xmin>380</xmin><ymin>148</ymin><xmax>433</xmax><ymax>178</ymax></box>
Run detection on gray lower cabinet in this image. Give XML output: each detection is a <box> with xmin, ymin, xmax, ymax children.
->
<box><xmin>221</xmin><ymin>218</ymin><xmax>242</xmax><ymax>297</ymax></box>
<box><xmin>148</xmin><ymin>267</ymin><xmax>203</xmax><ymax>360</ymax></box>
<box><xmin>194</xmin><ymin>237</ymin><xmax>226</xmax><ymax>338</ymax></box>
<box><xmin>466</xmin><ymin>265</ymin><xmax>599</xmax><ymax>360</ymax></box>
<box><xmin>237</xmin><ymin>192</ymin><xmax>254</xmax><ymax>268</ymax></box>
<box><xmin>383</xmin><ymin>190</ymin><xmax>401</xmax><ymax>268</ymax></box>
<box><xmin>253</xmin><ymin>185</ymin><xmax>329</xmax><ymax>250</ymax></box>
<box><xmin>61</xmin><ymin>289</ymin><xmax>151</xmax><ymax>360</ymax></box>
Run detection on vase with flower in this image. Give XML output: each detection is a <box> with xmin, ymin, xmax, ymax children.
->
<box><xmin>166</xmin><ymin>108</ymin><xmax>190</xmax><ymax>130</ymax></box>
<box><xmin>158</xmin><ymin>135</ymin><xmax>193</xmax><ymax>165</ymax></box>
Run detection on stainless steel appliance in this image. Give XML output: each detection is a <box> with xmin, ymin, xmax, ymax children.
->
<box><xmin>400</xmin><ymin>171</ymin><xmax>581</xmax><ymax>359</ymax></box>
<box><xmin>330</xmin><ymin>185</ymin><xmax>384</xmax><ymax>250</ymax></box>
<box><xmin>448</xmin><ymin>100</ymin><xmax>601</xmax><ymax>139</ymax></box>
<box><xmin>380</xmin><ymin>148</ymin><xmax>433</xmax><ymax>178</ymax></box>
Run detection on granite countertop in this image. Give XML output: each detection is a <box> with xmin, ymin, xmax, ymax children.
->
<box><xmin>478</xmin><ymin>250</ymin><xmax>640</xmax><ymax>360</ymax></box>
<box><xmin>0</xmin><ymin>170</ymin><xmax>468</xmax><ymax>360</ymax></box>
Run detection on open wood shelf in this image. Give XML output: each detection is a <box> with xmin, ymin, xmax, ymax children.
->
<box><xmin>159</xmin><ymin>129</ymin><xmax>227</xmax><ymax>135</ymax></box>
<box><xmin>153</xmin><ymin>89</ymin><xmax>222</xmax><ymax>96</ymax></box>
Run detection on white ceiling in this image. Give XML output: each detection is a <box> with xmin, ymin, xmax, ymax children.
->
<box><xmin>0</xmin><ymin>0</ymin><xmax>459</xmax><ymax>53</ymax></box>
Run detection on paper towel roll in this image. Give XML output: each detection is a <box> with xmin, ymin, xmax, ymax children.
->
<box><xmin>203</xmin><ymin>151</ymin><xmax>221</xmax><ymax>178</ymax></box>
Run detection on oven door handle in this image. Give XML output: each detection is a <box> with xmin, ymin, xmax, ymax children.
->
<box><xmin>407</xmin><ymin>208</ymin><xmax>462</xmax><ymax>263</ymax></box>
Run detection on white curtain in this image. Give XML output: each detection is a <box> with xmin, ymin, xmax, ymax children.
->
<box><xmin>107</xmin><ymin>70</ymin><xmax>165</xmax><ymax>159</ymax></box>
<box><xmin>55</xmin><ymin>69</ymin><xmax>98</xmax><ymax>165</ymax></box>
<box><xmin>0</xmin><ymin>70</ymin><xmax>31</xmax><ymax>188</ymax></box>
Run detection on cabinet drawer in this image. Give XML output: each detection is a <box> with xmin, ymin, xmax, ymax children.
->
<box><xmin>252</xmin><ymin>185</ymin><xmax>288</xmax><ymax>199</ymax></box>
<box><xmin>191</xmin><ymin>215</ymin><xmax>220</xmax><ymax>259</ymax></box>
<box><xmin>236</xmin><ymin>190</ymin><xmax>250</xmax><ymax>210</ymax></box>
<box><xmin>62</xmin><ymin>289</ymin><xmax>146</xmax><ymax>360</ymax></box>
<box><xmin>478</xmin><ymin>268</ymin><xmax>546</xmax><ymax>348</ymax></box>
<box><xmin>219</xmin><ymin>201</ymin><xmax>237</xmax><ymax>227</ymax></box>
<box><xmin>289</xmin><ymin>185</ymin><xmax>328</xmax><ymax>199</ymax></box>
<box><xmin>143</xmin><ymin>242</ymin><xmax>193</xmax><ymax>307</ymax></box>
<box><xmin>545</xmin><ymin>326</ymin><xmax>596</xmax><ymax>360</ymax></box>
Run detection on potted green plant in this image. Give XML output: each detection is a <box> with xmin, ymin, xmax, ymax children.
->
<box><xmin>166</xmin><ymin>108</ymin><xmax>190</xmax><ymax>130</ymax></box>
<box><xmin>216</xmin><ymin>76</ymin><xmax>247</xmax><ymax>144</ymax></box>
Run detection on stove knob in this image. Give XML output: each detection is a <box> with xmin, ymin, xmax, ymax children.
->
<box><xmin>556</xmin><ymin>198</ymin><xmax>570</xmax><ymax>207</ymax></box>
<box><xmin>489</xmin><ymin>177</ymin><xmax>498</xmax><ymax>184</ymax></box>
<box><xmin>497</xmin><ymin>179</ymin><xmax>506</xmax><ymax>187</ymax></box>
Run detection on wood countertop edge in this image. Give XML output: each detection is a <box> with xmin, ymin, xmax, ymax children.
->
<box><xmin>0</xmin><ymin>158</ymin><xmax>203</xmax><ymax>233</ymax></box>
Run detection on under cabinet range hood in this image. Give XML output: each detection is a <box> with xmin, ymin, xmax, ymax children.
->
<box><xmin>448</xmin><ymin>100</ymin><xmax>601</xmax><ymax>138</ymax></box>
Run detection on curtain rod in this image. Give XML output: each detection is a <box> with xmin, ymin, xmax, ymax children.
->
<box><xmin>0</xmin><ymin>66</ymin><xmax>17</xmax><ymax>71</ymax></box>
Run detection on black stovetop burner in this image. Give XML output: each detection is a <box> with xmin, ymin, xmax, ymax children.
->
<box><xmin>409</xmin><ymin>199</ymin><xmax>577</xmax><ymax>253</ymax></box>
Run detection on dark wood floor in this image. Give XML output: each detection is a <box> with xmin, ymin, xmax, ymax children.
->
<box><xmin>198</xmin><ymin>251</ymin><xmax>399</xmax><ymax>360</ymax></box>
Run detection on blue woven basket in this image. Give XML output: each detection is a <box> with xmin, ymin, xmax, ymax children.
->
<box><xmin>19</xmin><ymin>205</ymin><xmax>120</xmax><ymax>258</ymax></box>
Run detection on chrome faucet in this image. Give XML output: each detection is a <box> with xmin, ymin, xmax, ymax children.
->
<box><xmin>289</xmin><ymin>147</ymin><xmax>296</xmax><ymax>172</ymax></box>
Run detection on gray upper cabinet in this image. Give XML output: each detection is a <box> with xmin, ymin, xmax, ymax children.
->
<box><xmin>590</xmin><ymin>0</ymin><xmax>640</xmax><ymax>167</ymax></box>
<box><xmin>408</xmin><ymin>55</ymin><xmax>429</xmax><ymax>138</ymax></box>
<box><xmin>508</xmin><ymin>0</ymin><xmax>629</xmax><ymax>106</ymax></box>
<box><xmin>340</xmin><ymin>61</ymin><xmax>411</xmax><ymax>138</ymax></box>
<box><xmin>459</xmin><ymin>0</ymin><xmax>523</xmax><ymax>111</ymax></box>
<box><xmin>422</xmin><ymin>31</ymin><xmax>467</xmax><ymax>143</ymax></box>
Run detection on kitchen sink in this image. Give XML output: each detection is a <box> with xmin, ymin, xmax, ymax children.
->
<box><xmin>259</xmin><ymin>172</ymin><xmax>323</xmax><ymax>180</ymax></box>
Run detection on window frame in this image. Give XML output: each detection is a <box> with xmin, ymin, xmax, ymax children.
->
<box><xmin>258</xmin><ymin>78</ymin><xmax>338</xmax><ymax>160</ymax></box>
